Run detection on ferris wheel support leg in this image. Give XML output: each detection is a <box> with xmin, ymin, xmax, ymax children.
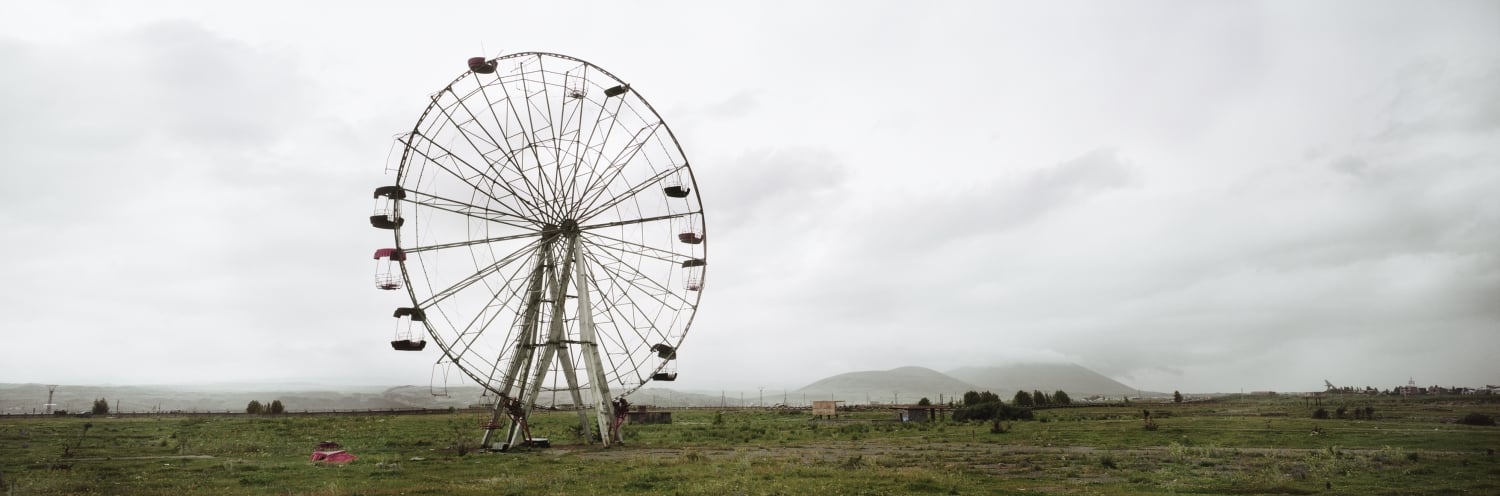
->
<box><xmin>553</xmin><ymin>340</ymin><xmax>592</xmax><ymax>439</ymax></box>
<box><xmin>479</xmin><ymin>394</ymin><xmax>507</xmax><ymax>449</ymax></box>
<box><xmin>483</xmin><ymin>248</ymin><xmax>551</xmax><ymax>451</ymax></box>
<box><xmin>574</xmin><ymin>238</ymin><xmax>615</xmax><ymax>445</ymax></box>
<box><xmin>517</xmin><ymin>241</ymin><xmax>579</xmax><ymax>446</ymax></box>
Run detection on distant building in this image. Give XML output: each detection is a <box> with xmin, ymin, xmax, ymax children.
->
<box><xmin>625</xmin><ymin>407</ymin><xmax>671</xmax><ymax>425</ymax></box>
<box><xmin>891</xmin><ymin>405</ymin><xmax>949</xmax><ymax>423</ymax></box>
<box><xmin>812</xmin><ymin>400</ymin><xmax>844</xmax><ymax>419</ymax></box>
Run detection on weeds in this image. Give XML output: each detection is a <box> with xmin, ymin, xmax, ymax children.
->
<box><xmin>3</xmin><ymin>397</ymin><xmax>1498</xmax><ymax>495</ymax></box>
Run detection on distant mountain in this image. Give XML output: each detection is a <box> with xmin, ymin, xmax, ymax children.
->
<box><xmin>794</xmin><ymin>366</ymin><xmax>984</xmax><ymax>404</ymax></box>
<box><xmin>0</xmin><ymin>364</ymin><xmax>1147</xmax><ymax>413</ymax></box>
<box><xmin>947</xmin><ymin>363</ymin><xmax>1143</xmax><ymax>398</ymax></box>
<box><xmin>0</xmin><ymin>383</ymin><xmax>478</xmax><ymax>414</ymax></box>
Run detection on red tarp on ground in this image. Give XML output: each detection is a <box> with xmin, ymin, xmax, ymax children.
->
<box><xmin>310</xmin><ymin>441</ymin><xmax>356</xmax><ymax>463</ymax></box>
<box><xmin>310</xmin><ymin>450</ymin><xmax>357</xmax><ymax>463</ymax></box>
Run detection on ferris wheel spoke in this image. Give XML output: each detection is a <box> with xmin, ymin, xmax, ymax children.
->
<box><xmin>403</xmin><ymin>190</ymin><xmax>538</xmax><ymax>230</ymax></box>
<box><xmin>580</xmin><ymin>262</ymin><xmax>652</xmax><ymax>385</ymax></box>
<box><xmin>427</xmin><ymin>101</ymin><xmax>552</xmax><ymax>221</ymax></box>
<box><xmin>581</xmin><ymin>231</ymin><xmax>695</xmax><ymax>266</ymax></box>
<box><xmin>529</xmin><ymin>56</ymin><xmax>573</xmax><ymax>212</ymax></box>
<box><xmin>401</xmin><ymin>132</ymin><xmax>542</xmax><ymax>220</ymax></box>
<box><xmin>449</xmin><ymin>261</ymin><xmax>535</xmax><ymax>368</ymax></box>
<box><xmin>457</xmin><ymin>85</ymin><xmax>558</xmax><ymax>222</ymax></box>
<box><xmin>578</xmin><ymin>211</ymin><xmax>696</xmax><ymax>232</ymax></box>
<box><xmin>415</xmin><ymin>238</ymin><xmax>542</xmax><ymax>309</ymax></box>
<box><xmin>404</xmin><ymin>230</ymin><xmax>542</xmax><ymax>254</ymax></box>
<box><xmin>469</xmin><ymin>82</ymin><xmax>556</xmax><ymax>222</ymax></box>
<box><xmin>570</xmin><ymin>122</ymin><xmax>665</xmax><ymax>219</ymax></box>
<box><xmin>566</xmin><ymin>92</ymin><xmax>629</xmax><ymax>216</ymax></box>
<box><xmin>558</xmin><ymin>101</ymin><xmax>594</xmax><ymax>214</ymax></box>
<box><xmin>576</xmin><ymin>166</ymin><xmax>684</xmax><ymax>223</ymax></box>
<box><xmin>505</xmin><ymin>64</ymin><xmax>565</xmax><ymax>222</ymax></box>
<box><xmin>582</xmin><ymin>246</ymin><xmax>694</xmax><ymax>309</ymax></box>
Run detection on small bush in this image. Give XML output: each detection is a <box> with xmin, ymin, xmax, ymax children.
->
<box><xmin>1312</xmin><ymin>408</ymin><xmax>1330</xmax><ymax>420</ymax></box>
<box><xmin>1458</xmin><ymin>413</ymin><xmax>1496</xmax><ymax>426</ymax></box>
<box><xmin>1099</xmin><ymin>454</ymin><xmax>1117</xmax><ymax>469</ymax></box>
<box><xmin>954</xmin><ymin>402</ymin><xmax>1033</xmax><ymax>422</ymax></box>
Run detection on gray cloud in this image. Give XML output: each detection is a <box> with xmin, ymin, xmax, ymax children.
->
<box><xmin>3</xmin><ymin>2</ymin><xmax>1496</xmax><ymax>394</ymax></box>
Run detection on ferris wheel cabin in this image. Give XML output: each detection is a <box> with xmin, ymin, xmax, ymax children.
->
<box><xmin>650</xmin><ymin>343</ymin><xmax>678</xmax><ymax>381</ymax></box>
<box><xmin>682</xmin><ymin>258</ymin><xmax>706</xmax><ymax>291</ymax></box>
<box><xmin>663</xmin><ymin>175</ymin><xmax>691</xmax><ymax>198</ymax></box>
<box><xmin>390</xmin><ymin>307</ymin><xmax>427</xmax><ymax>351</ymax></box>
<box><xmin>373</xmin><ymin>248</ymin><xmax>406</xmax><ymax>290</ymax></box>
<box><xmin>467</xmin><ymin>57</ymin><xmax>497</xmax><ymax>74</ymax></box>
<box><xmin>370</xmin><ymin>186</ymin><xmax>405</xmax><ymax>229</ymax></box>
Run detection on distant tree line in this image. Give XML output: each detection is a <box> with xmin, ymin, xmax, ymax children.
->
<box><xmin>948</xmin><ymin>388</ymin><xmax>1072</xmax><ymax>422</ymax></box>
<box><xmin>245</xmin><ymin>400</ymin><xmax>286</xmax><ymax>415</ymax></box>
<box><xmin>1008</xmin><ymin>389</ymin><xmax>1072</xmax><ymax>407</ymax></box>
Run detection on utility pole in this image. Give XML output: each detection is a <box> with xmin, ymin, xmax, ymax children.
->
<box><xmin>45</xmin><ymin>385</ymin><xmax>58</xmax><ymax>414</ymax></box>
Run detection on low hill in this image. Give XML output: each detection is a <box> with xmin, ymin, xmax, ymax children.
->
<box><xmin>946</xmin><ymin>363</ymin><xmax>1143</xmax><ymax>398</ymax></box>
<box><xmin>794</xmin><ymin>366</ymin><xmax>983</xmax><ymax>404</ymax></box>
<box><xmin>0</xmin><ymin>383</ymin><xmax>477</xmax><ymax>414</ymax></box>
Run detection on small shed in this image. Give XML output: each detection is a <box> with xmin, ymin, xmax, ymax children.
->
<box><xmin>812</xmin><ymin>400</ymin><xmax>845</xmax><ymax>419</ymax></box>
<box><xmin>626</xmin><ymin>406</ymin><xmax>672</xmax><ymax>425</ymax></box>
<box><xmin>892</xmin><ymin>405</ymin><xmax>949</xmax><ymax>423</ymax></box>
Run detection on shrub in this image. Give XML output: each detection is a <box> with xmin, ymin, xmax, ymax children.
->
<box><xmin>92</xmin><ymin>398</ymin><xmax>109</xmax><ymax>415</ymax></box>
<box><xmin>1053</xmin><ymin>390</ymin><xmax>1071</xmax><ymax>405</ymax></box>
<box><xmin>246</xmin><ymin>400</ymin><xmax>263</xmax><ymax>415</ymax></box>
<box><xmin>1312</xmin><ymin>408</ymin><xmax>1329</xmax><ymax>420</ymax></box>
<box><xmin>1458</xmin><ymin>413</ymin><xmax>1495</xmax><ymax>426</ymax></box>
<box><xmin>954</xmin><ymin>402</ymin><xmax>1032</xmax><ymax>422</ymax></box>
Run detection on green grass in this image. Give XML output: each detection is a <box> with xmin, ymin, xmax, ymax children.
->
<box><xmin>1</xmin><ymin>395</ymin><xmax>1497</xmax><ymax>495</ymax></box>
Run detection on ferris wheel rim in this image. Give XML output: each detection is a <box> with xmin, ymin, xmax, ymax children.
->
<box><xmin>385</xmin><ymin>52</ymin><xmax>705</xmax><ymax>400</ymax></box>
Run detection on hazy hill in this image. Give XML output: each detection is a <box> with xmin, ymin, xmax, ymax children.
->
<box><xmin>794</xmin><ymin>366</ymin><xmax>984</xmax><ymax>404</ymax></box>
<box><xmin>0</xmin><ymin>383</ymin><xmax>476</xmax><ymax>414</ymax></box>
<box><xmin>947</xmin><ymin>363</ymin><xmax>1143</xmax><ymax>398</ymax></box>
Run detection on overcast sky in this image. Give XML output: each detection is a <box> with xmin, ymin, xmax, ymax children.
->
<box><xmin>2</xmin><ymin>1</ymin><xmax>1496</xmax><ymax>395</ymax></box>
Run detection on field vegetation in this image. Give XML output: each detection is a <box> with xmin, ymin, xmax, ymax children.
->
<box><xmin>2</xmin><ymin>394</ymin><xmax>1497</xmax><ymax>495</ymax></box>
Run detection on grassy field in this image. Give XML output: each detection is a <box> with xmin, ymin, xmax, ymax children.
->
<box><xmin>1</xmin><ymin>395</ymin><xmax>1497</xmax><ymax>495</ymax></box>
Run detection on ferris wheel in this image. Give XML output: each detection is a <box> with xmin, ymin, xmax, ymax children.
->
<box><xmin>369</xmin><ymin>52</ymin><xmax>705</xmax><ymax>450</ymax></box>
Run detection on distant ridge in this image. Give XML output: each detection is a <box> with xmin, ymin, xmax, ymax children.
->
<box><xmin>947</xmin><ymin>363</ymin><xmax>1144</xmax><ymax>398</ymax></box>
<box><xmin>794</xmin><ymin>366</ymin><xmax>984</xmax><ymax>404</ymax></box>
